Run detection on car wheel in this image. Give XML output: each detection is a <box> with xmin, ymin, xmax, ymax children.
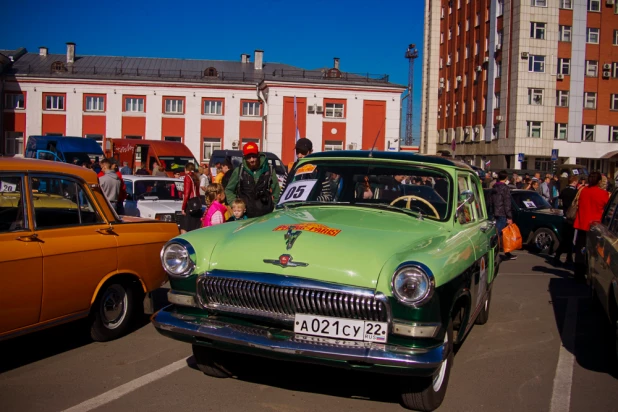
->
<box><xmin>475</xmin><ymin>289</ymin><xmax>492</xmax><ymax>325</ymax></box>
<box><xmin>90</xmin><ymin>281</ymin><xmax>139</xmax><ymax>342</ymax></box>
<box><xmin>533</xmin><ymin>228</ymin><xmax>559</xmax><ymax>254</ymax></box>
<box><xmin>192</xmin><ymin>345</ymin><xmax>236</xmax><ymax>378</ymax></box>
<box><xmin>400</xmin><ymin>320</ymin><xmax>454</xmax><ymax>411</ymax></box>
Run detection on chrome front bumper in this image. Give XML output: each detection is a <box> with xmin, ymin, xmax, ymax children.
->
<box><xmin>153</xmin><ymin>306</ymin><xmax>448</xmax><ymax>375</ymax></box>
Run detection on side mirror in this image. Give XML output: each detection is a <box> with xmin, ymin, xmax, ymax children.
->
<box><xmin>456</xmin><ymin>190</ymin><xmax>474</xmax><ymax>221</ymax></box>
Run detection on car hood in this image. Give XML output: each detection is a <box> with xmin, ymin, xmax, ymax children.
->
<box><xmin>192</xmin><ymin>206</ymin><xmax>448</xmax><ymax>290</ymax></box>
<box><xmin>137</xmin><ymin>200</ymin><xmax>183</xmax><ymax>217</ymax></box>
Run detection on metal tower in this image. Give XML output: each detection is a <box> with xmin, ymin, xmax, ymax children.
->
<box><xmin>404</xmin><ymin>44</ymin><xmax>419</xmax><ymax>146</ymax></box>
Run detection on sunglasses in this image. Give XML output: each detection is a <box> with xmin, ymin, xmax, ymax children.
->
<box><xmin>245</xmin><ymin>154</ymin><xmax>258</xmax><ymax>159</ymax></box>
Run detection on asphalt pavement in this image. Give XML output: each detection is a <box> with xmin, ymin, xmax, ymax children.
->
<box><xmin>1</xmin><ymin>251</ymin><xmax>617</xmax><ymax>412</ymax></box>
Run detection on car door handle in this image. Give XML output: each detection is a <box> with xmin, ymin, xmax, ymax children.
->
<box><xmin>16</xmin><ymin>233</ymin><xmax>44</xmax><ymax>243</ymax></box>
<box><xmin>96</xmin><ymin>226</ymin><xmax>118</xmax><ymax>236</ymax></box>
<box><xmin>480</xmin><ymin>221</ymin><xmax>496</xmax><ymax>233</ymax></box>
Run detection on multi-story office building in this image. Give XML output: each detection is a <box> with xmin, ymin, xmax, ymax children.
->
<box><xmin>421</xmin><ymin>0</ymin><xmax>618</xmax><ymax>175</ymax></box>
<box><xmin>0</xmin><ymin>44</ymin><xmax>405</xmax><ymax>165</ymax></box>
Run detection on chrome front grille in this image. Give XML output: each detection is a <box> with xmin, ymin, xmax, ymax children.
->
<box><xmin>197</xmin><ymin>274</ymin><xmax>388</xmax><ymax>323</ymax></box>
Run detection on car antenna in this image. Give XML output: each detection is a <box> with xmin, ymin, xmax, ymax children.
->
<box><xmin>368</xmin><ymin>122</ymin><xmax>384</xmax><ymax>158</ymax></box>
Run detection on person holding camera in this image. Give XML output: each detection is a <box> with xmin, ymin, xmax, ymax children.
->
<box><xmin>224</xmin><ymin>142</ymin><xmax>281</xmax><ymax>218</ymax></box>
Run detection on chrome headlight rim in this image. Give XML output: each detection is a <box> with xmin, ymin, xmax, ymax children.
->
<box><xmin>390</xmin><ymin>262</ymin><xmax>435</xmax><ymax>307</ymax></box>
<box><xmin>160</xmin><ymin>238</ymin><xmax>196</xmax><ymax>278</ymax></box>
<box><xmin>156</xmin><ymin>213</ymin><xmax>174</xmax><ymax>222</ymax></box>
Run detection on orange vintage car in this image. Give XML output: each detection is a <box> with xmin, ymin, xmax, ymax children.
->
<box><xmin>0</xmin><ymin>158</ymin><xmax>179</xmax><ymax>341</ymax></box>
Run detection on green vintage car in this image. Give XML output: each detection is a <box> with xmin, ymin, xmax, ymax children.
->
<box><xmin>153</xmin><ymin>151</ymin><xmax>500</xmax><ymax>411</ymax></box>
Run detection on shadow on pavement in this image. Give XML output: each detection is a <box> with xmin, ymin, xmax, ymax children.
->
<box><xmin>547</xmin><ymin>276</ymin><xmax>618</xmax><ymax>379</ymax></box>
<box><xmin>0</xmin><ymin>287</ymin><xmax>170</xmax><ymax>374</ymax></box>
<box><xmin>186</xmin><ymin>352</ymin><xmax>401</xmax><ymax>405</ymax></box>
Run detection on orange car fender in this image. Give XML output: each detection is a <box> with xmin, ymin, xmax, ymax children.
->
<box><xmin>90</xmin><ymin>270</ymin><xmax>148</xmax><ymax>305</ymax></box>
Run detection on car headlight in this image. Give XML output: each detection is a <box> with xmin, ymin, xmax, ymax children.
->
<box><xmin>161</xmin><ymin>240</ymin><xmax>196</xmax><ymax>277</ymax></box>
<box><xmin>156</xmin><ymin>213</ymin><xmax>174</xmax><ymax>222</ymax></box>
<box><xmin>391</xmin><ymin>264</ymin><xmax>434</xmax><ymax>306</ymax></box>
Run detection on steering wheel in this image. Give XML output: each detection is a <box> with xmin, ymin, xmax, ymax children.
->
<box><xmin>389</xmin><ymin>195</ymin><xmax>440</xmax><ymax>219</ymax></box>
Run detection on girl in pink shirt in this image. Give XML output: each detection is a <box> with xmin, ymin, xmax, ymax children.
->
<box><xmin>202</xmin><ymin>184</ymin><xmax>228</xmax><ymax>227</ymax></box>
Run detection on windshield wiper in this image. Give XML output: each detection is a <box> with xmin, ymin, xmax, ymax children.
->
<box><xmin>354</xmin><ymin>202</ymin><xmax>424</xmax><ymax>219</ymax></box>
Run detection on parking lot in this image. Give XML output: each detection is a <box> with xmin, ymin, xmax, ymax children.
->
<box><xmin>1</xmin><ymin>251</ymin><xmax>617</xmax><ymax>412</ymax></box>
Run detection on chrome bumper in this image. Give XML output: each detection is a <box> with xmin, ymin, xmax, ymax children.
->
<box><xmin>153</xmin><ymin>306</ymin><xmax>447</xmax><ymax>374</ymax></box>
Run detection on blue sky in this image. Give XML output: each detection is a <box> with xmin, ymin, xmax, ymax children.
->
<box><xmin>3</xmin><ymin>0</ymin><xmax>425</xmax><ymax>144</ymax></box>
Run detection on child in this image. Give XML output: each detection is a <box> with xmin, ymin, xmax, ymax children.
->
<box><xmin>229</xmin><ymin>199</ymin><xmax>248</xmax><ymax>221</ymax></box>
<box><xmin>201</xmin><ymin>183</ymin><xmax>227</xmax><ymax>227</ymax></box>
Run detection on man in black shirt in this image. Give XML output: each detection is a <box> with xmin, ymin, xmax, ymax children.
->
<box><xmin>553</xmin><ymin>175</ymin><xmax>579</xmax><ymax>265</ymax></box>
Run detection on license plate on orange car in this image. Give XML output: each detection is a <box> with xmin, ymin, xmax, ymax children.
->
<box><xmin>294</xmin><ymin>314</ymin><xmax>388</xmax><ymax>343</ymax></box>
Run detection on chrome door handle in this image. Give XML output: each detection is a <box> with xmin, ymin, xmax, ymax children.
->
<box><xmin>16</xmin><ymin>233</ymin><xmax>44</xmax><ymax>243</ymax></box>
<box><xmin>480</xmin><ymin>221</ymin><xmax>496</xmax><ymax>232</ymax></box>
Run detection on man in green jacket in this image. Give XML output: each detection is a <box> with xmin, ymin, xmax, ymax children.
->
<box><xmin>225</xmin><ymin>142</ymin><xmax>281</xmax><ymax>218</ymax></box>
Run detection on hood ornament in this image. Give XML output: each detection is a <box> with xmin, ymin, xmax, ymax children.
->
<box><xmin>284</xmin><ymin>226</ymin><xmax>302</xmax><ymax>250</ymax></box>
<box><xmin>263</xmin><ymin>254</ymin><xmax>308</xmax><ymax>268</ymax></box>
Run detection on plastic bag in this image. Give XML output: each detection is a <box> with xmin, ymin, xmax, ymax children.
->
<box><xmin>503</xmin><ymin>223</ymin><xmax>523</xmax><ymax>253</ymax></box>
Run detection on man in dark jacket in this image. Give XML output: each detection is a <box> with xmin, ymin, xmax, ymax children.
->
<box><xmin>490</xmin><ymin>170</ymin><xmax>517</xmax><ymax>260</ymax></box>
<box><xmin>553</xmin><ymin>175</ymin><xmax>579</xmax><ymax>265</ymax></box>
<box><xmin>283</xmin><ymin>138</ymin><xmax>313</xmax><ymax>192</ymax></box>
<box><xmin>225</xmin><ymin>142</ymin><xmax>281</xmax><ymax>218</ymax></box>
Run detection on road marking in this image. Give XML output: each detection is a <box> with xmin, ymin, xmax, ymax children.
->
<box><xmin>549</xmin><ymin>297</ymin><xmax>578</xmax><ymax>412</ymax></box>
<box><xmin>62</xmin><ymin>357</ymin><xmax>188</xmax><ymax>412</ymax></box>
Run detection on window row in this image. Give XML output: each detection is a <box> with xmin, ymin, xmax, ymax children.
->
<box><xmin>528</xmin><ymin>57</ymin><xmax>618</xmax><ymax>77</ymax></box>
<box><xmin>528</xmin><ymin>122</ymin><xmax>618</xmax><ymax>142</ymax></box>
<box><xmin>3</xmin><ymin>95</ymin><xmax>347</xmax><ymax>119</ymax></box>
<box><xmin>527</xmin><ymin>90</ymin><xmax>618</xmax><ymax>110</ymax></box>
<box><xmin>201</xmin><ymin>137</ymin><xmax>345</xmax><ymax>161</ymax></box>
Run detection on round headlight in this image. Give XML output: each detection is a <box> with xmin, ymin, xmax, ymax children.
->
<box><xmin>161</xmin><ymin>242</ymin><xmax>195</xmax><ymax>277</ymax></box>
<box><xmin>156</xmin><ymin>214</ymin><xmax>174</xmax><ymax>222</ymax></box>
<box><xmin>391</xmin><ymin>265</ymin><xmax>434</xmax><ymax>306</ymax></box>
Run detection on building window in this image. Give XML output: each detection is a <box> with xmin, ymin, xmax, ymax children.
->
<box><xmin>614</xmin><ymin>30</ymin><xmax>618</xmax><ymax>45</ymax></box>
<box><xmin>586</xmin><ymin>60</ymin><xmax>598</xmax><ymax>77</ymax></box>
<box><xmin>473</xmin><ymin>98</ymin><xmax>477</xmax><ymax>112</ymax></box>
<box><xmin>614</xmin><ymin>63</ymin><xmax>618</xmax><ymax>78</ymax></box>
<box><xmin>533</xmin><ymin>0</ymin><xmax>547</xmax><ymax>6</ymax></box>
<box><xmin>202</xmin><ymin>138</ymin><xmax>221</xmax><ymax>161</ymax></box>
<box><xmin>531</xmin><ymin>22</ymin><xmax>546</xmax><ymax>39</ymax></box>
<box><xmin>496</xmin><ymin>60</ymin><xmax>502</xmax><ymax>78</ymax></box>
<box><xmin>584</xmin><ymin>92</ymin><xmax>597</xmax><ymax>109</ymax></box>
<box><xmin>204</xmin><ymin>67</ymin><xmax>218</xmax><ymax>77</ymax></box>
<box><xmin>164</xmin><ymin>136</ymin><xmax>182</xmax><ymax>142</ymax></box>
<box><xmin>559</xmin><ymin>26</ymin><xmax>572</xmax><ymax>42</ymax></box>
<box><xmin>203</xmin><ymin>100</ymin><xmax>223</xmax><ymax>115</ymax></box>
<box><xmin>125</xmin><ymin>97</ymin><xmax>145</xmax><ymax>112</ymax></box>
<box><xmin>324</xmin><ymin>140</ymin><xmax>343</xmax><ymax>151</ymax></box>
<box><xmin>611</xmin><ymin>94</ymin><xmax>618</xmax><ymax>110</ymax></box>
<box><xmin>4</xmin><ymin>131</ymin><xmax>24</xmax><ymax>155</ymax></box>
<box><xmin>325</xmin><ymin>103</ymin><xmax>345</xmax><ymax>118</ymax></box>
<box><xmin>560</xmin><ymin>0</ymin><xmax>572</xmax><ymax>9</ymax></box>
<box><xmin>441</xmin><ymin>32</ymin><xmax>444</xmax><ymax>43</ymax></box>
<box><xmin>555</xmin><ymin>123</ymin><xmax>568</xmax><ymax>140</ymax></box>
<box><xmin>527</xmin><ymin>121</ymin><xmax>542</xmax><ymax>138</ymax></box>
<box><xmin>51</xmin><ymin>61</ymin><xmax>66</xmax><ymax>72</ymax></box>
<box><xmin>125</xmin><ymin>135</ymin><xmax>143</xmax><ymax>140</ymax></box>
<box><xmin>529</xmin><ymin>55</ymin><xmax>545</xmax><ymax>72</ymax></box>
<box><xmin>465</xmin><ymin>45</ymin><xmax>469</xmax><ymax>59</ymax></box>
<box><xmin>446</xmin><ymin>104</ymin><xmax>450</xmax><ymax>117</ymax></box>
<box><xmin>85</xmin><ymin>96</ymin><xmax>104</xmax><ymax>112</ymax></box>
<box><xmin>557</xmin><ymin>90</ymin><xmax>569</xmax><ymax>107</ymax></box>
<box><xmin>164</xmin><ymin>98</ymin><xmax>184</xmax><ymax>114</ymax></box>
<box><xmin>497</xmin><ymin>0</ymin><xmax>504</xmax><ymax>16</ymax></box>
<box><xmin>475</xmin><ymin>40</ymin><xmax>479</xmax><ymax>54</ymax></box>
<box><xmin>463</xmin><ymin>102</ymin><xmax>466</xmax><ymax>114</ymax></box>
<box><xmin>588</xmin><ymin>0</ymin><xmax>600</xmax><ymax>12</ymax></box>
<box><xmin>448</xmin><ymin>29</ymin><xmax>452</xmax><ymax>40</ymax></box>
<box><xmin>587</xmin><ymin>28</ymin><xmax>600</xmax><ymax>44</ymax></box>
<box><xmin>5</xmin><ymin>93</ymin><xmax>25</xmax><ymax>110</ymax></box>
<box><xmin>45</xmin><ymin>95</ymin><xmax>65</xmax><ymax>111</ymax></box>
<box><xmin>493</xmin><ymin>123</ymin><xmax>500</xmax><ymax>140</ymax></box>
<box><xmin>610</xmin><ymin>126</ymin><xmax>618</xmax><ymax>142</ymax></box>
<box><xmin>558</xmin><ymin>58</ymin><xmax>571</xmax><ymax>75</ymax></box>
<box><xmin>475</xmin><ymin>12</ymin><xmax>480</xmax><ymax>26</ymax></box>
<box><xmin>242</xmin><ymin>101</ymin><xmax>261</xmax><ymax>116</ymax></box>
<box><xmin>494</xmin><ymin>92</ymin><xmax>501</xmax><ymax>109</ymax></box>
<box><xmin>528</xmin><ymin>88</ymin><xmax>544</xmax><ymax>105</ymax></box>
<box><xmin>457</xmin><ymin>23</ymin><xmax>460</xmax><ymax>36</ymax></box>
<box><xmin>466</xmin><ymin>18</ymin><xmax>470</xmax><ymax>31</ymax></box>
<box><xmin>582</xmin><ymin>125</ymin><xmax>595</xmax><ymax>141</ymax></box>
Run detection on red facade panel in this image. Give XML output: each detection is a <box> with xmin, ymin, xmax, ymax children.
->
<box><xmin>282</xmin><ymin>97</ymin><xmax>306</xmax><ymax>165</ymax></box>
<box><xmin>161</xmin><ymin>117</ymin><xmax>185</xmax><ymax>141</ymax></box>
<box><xmin>121</xmin><ymin>116</ymin><xmax>146</xmax><ymax>139</ymax></box>
<box><xmin>42</xmin><ymin>114</ymin><xmax>66</xmax><ymax>135</ymax></box>
<box><xmin>361</xmin><ymin>100</ymin><xmax>386</xmax><ymax>150</ymax></box>
<box><xmin>200</xmin><ymin>119</ymin><xmax>224</xmax><ymax>161</ymax></box>
<box><xmin>322</xmin><ymin>122</ymin><xmax>346</xmax><ymax>150</ymax></box>
<box><xmin>3</xmin><ymin>112</ymin><xmax>26</xmax><ymax>133</ymax></box>
<box><xmin>82</xmin><ymin>115</ymin><xmax>106</xmax><ymax>137</ymax></box>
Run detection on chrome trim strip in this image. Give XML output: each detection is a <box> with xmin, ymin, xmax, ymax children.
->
<box><xmin>153</xmin><ymin>307</ymin><xmax>447</xmax><ymax>371</ymax></box>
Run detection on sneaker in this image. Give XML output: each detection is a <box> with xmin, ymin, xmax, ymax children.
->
<box><xmin>503</xmin><ymin>254</ymin><xmax>518</xmax><ymax>261</ymax></box>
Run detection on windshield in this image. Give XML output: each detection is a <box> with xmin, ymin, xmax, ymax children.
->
<box><xmin>127</xmin><ymin>180</ymin><xmax>184</xmax><ymax>201</ymax></box>
<box><xmin>278</xmin><ymin>161</ymin><xmax>452</xmax><ymax>221</ymax></box>
<box><xmin>159</xmin><ymin>156</ymin><xmax>199</xmax><ymax>172</ymax></box>
<box><xmin>511</xmin><ymin>191</ymin><xmax>551</xmax><ymax>210</ymax></box>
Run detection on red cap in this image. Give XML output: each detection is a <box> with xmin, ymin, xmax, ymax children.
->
<box><xmin>243</xmin><ymin>142</ymin><xmax>259</xmax><ymax>156</ymax></box>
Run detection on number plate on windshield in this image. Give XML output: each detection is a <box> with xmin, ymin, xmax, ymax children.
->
<box><xmin>294</xmin><ymin>314</ymin><xmax>388</xmax><ymax>343</ymax></box>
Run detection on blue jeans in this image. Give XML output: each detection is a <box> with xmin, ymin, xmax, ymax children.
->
<box><xmin>495</xmin><ymin>216</ymin><xmax>507</xmax><ymax>235</ymax></box>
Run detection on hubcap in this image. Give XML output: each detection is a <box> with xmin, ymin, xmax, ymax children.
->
<box><xmin>535</xmin><ymin>232</ymin><xmax>552</xmax><ymax>251</ymax></box>
<box><xmin>433</xmin><ymin>334</ymin><xmax>449</xmax><ymax>392</ymax></box>
<box><xmin>100</xmin><ymin>284</ymin><xmax>128</xmax><ymax>329</ymax></box>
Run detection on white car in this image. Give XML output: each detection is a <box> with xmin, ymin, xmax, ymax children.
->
<box><xmin>123</xmin><ymin>176</ymin><xmax>186</xmax><ymax>224</ymax></box>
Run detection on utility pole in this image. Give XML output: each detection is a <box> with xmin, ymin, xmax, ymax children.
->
<box><xmin>404</xmin><ymin>44</ymin><xmax>419</xmax><ymax>147</ymax></box>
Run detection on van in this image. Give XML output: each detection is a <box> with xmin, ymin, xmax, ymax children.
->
<box><xmin>25</xmin><ymin>136</ymin><xmax>104</xmax><ymax>164</ymax></box>
<box><xmin>105</xmin><ymin>139</ymin><xmax>200</xmax><ymax>177</ymax></box>
<box><xmin>208</xmin><ymin>149</ymin><xmax>287</xmax><ymax>187</ymax></box>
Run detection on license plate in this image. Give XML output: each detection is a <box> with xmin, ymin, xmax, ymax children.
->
<box><xmin>294</xmin><ymin>314</ymin><xmax>388</xmax><ymax>343</ymax></box>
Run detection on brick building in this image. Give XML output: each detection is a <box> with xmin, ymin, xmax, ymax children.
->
<box><xmin>0</xmin><ymin>44</ymin><xmax>405</xmax><ymax>165</ymax></box>
<box><xmin>421</xmin><ymin>0</ymin><xmax>618</xmax><ymax>175</ymax></box>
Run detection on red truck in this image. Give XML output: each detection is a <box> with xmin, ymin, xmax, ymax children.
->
<box><xmin>104</xmin><ymin>139</ymin><xmax>200</xmax><ymax>176</ymax></box>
